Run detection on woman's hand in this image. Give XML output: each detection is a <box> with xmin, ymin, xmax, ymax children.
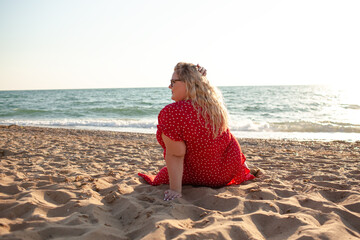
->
<box><xmin>164</xmin><ymin>189</ymin><xmax>182</xmax><ymax>201</ymax></box>
<box><xmin>196</xmin><ymin>64</ymin><xmax>207</xmax><ymax>76</ymax></box>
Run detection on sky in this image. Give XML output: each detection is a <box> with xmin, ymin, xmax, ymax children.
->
<box><xmin>0</xmin><ymin>0</ymin><xmax>359</xmax><ymax>90</ymax></box>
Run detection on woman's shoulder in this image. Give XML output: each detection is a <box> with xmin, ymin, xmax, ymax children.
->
<box><xmin>161</xmin><ymin>100</ymin><xmax>193</xmax><ymax>113</ymax></box>
<box><xmin>158</xmin><ymin>101</ymin><xmax>195</xmax><ymax>122</ymax></box>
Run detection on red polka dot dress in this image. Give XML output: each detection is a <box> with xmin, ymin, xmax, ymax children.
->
<box><xmin>138</xmin><ymin>100</ymin><xmax>254</xmax><ymax>187</ymax></box>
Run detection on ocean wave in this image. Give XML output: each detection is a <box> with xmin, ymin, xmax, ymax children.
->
<box><xmin>1</xmin><ymin>118</ymin><xmax>360</xmax><ymax>134</ymax></box>
<box><xmin>229</xmin><ymin>119</ymin><xmax>271</xmax><ymax>132</ymax></box>
<box><xmin>0</xmin><ymin>119</ymin><xmax>158</xmax><ymax>129</ymax></box>
<box><xmin>270</xmin><ymin>121</ymin><xmax>360</xmax><ymax>133</ymax></box>
<box><xmin>0</xmin><ymin>108</ymin><xmax>50</xmax><ymax>117</ymax></box>
<box><xmin>341</xmin><ymin>104</ymin><xmax>360</xmax><ymax>110</ymax></box>
<box><xmin>229</xmin><ymin>119</ymin><xmax>360</xmax><ymax>133</ymax></box>
<box><xmin>84</xmin><ymin>107</ymin><xmax>160</xmax><ymax>116</ymax></box>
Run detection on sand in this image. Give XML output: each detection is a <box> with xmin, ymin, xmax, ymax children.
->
<box><xmin>0</xmin><ymin>125</ymin><xmax>359</xmax><ymax>240</ymax></box>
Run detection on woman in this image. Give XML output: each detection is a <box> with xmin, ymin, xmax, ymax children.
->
<box><xmin>138</xmin><ymin>62</ymin><xmax>255</xmax><ymax>201</ymax></box>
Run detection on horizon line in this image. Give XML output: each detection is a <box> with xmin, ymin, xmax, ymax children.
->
<box><xmin>0</xmin><ymin>84</ymin><xmax>329</xmax><ymax>92</ymax></box>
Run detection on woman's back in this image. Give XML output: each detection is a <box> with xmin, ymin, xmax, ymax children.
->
<box><xmin>155</xmin><ymin>100</ymin><xmax>252</xmax><ymax>187</ymax></box>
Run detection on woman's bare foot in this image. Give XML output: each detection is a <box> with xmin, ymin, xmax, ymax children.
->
<box><xmin>164</xmin><ymin>189</ymin><xmax>182</xmax><ymax>201</ymax></box>
<box><xmin>250</xmin><ymin>168</ymin><xmax>264</xmax><ymax>177</ymax></box>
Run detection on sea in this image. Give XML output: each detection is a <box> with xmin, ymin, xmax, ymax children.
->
<box><xmin>1</xmin><ymin>85</ymin><xmax>360</xmax><ymax>142</ymax></box>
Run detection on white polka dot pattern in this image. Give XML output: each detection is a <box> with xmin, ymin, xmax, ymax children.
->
<box><xmin>138</xmin><ymin>100</ymin><xmax>254</xmax><ymax>187</ymax></box>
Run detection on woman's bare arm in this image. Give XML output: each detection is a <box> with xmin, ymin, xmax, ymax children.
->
<box><xmin>162</xmin><ymin>133</ymin><xmax>186</xmax><ymax>200</ymax></box>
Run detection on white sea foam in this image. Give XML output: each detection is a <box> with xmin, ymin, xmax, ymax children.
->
<box><xmin>3</xmin><ymin>118</ymin><xmax>359</xmax><ymax>134</ymax></box>
<box><xmin>229</xmin><ymin>119</ymin><xmax>271</xmax><ymax>132</ymax></box>
<box><xmin>0</xmin><ymin>118</ymin><xmax>158</xmax><ymax>130</ymax></box>
<box><xmin>2</xmin><ymin>118</ymin><xmax>359</xmax><ymax>141</ymax></box>
<box><xmin>270</xmin><ymin>121</ymin><xmax>360</xmax><ymax>133</ymax></box>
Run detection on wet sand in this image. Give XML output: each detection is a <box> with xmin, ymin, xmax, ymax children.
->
<box><xmin>1</xmin><ymin>125</ymin><xmax>360</xmax><ymax>239</ymax></box>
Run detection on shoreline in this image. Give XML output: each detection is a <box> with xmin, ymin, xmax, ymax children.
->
<box><xmin>1</xmin><ymin>125</ymin><xmax>360</xmax><ymax>239</ymax></box>
<box><xmin>1</xmin><ymin>123</ymin><xmax>359</xmax><ymax>143</ymax></box>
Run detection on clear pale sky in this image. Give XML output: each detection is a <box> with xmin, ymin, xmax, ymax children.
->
<box><xmin>1</xmin><ymin>0</ymin><xmax>359</xmax><ymax>90</ymax></box>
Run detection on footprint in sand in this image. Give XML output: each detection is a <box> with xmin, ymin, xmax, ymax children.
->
<box><xmin>44</xmin><ymin>190</ymin><xmax>75</xmax><ymax>205</ymax></box>
<box><xmin>0</xmin><ymin>183</ymin><xmax>25</xmax><ymax>195</ymax></box>
<box><xmin>250</xmin><ymin>213</ymin><xmax>306</xmax><ymax>239</ymax></box>
<box><xmin>191</xmin><ymin>192</ymin><xmax>241</xmax><ymax>212</ymax></box>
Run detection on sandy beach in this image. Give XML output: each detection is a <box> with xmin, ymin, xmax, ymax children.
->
<box><xmin>0</xmin><ymin>125</ymin><xmax>359</xmax><ymax>239</ymax></box>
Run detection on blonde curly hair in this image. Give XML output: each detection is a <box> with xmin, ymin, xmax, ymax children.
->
<box><xmin>174</xmin><ymin>62</ymin><xmax>229</xmax><ymax>138</ymax></box>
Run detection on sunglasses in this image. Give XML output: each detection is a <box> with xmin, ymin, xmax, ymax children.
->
<box><xmin>170</xmin><ymin>79</ymin><xmax>183</xmax><ymax>87</ymax></box>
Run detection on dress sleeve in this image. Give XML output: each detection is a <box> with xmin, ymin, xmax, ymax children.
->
<box><xmin>157</xmin><ymin>104</ymin><xmax>183</xmax><ymax>142</ymax></box>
